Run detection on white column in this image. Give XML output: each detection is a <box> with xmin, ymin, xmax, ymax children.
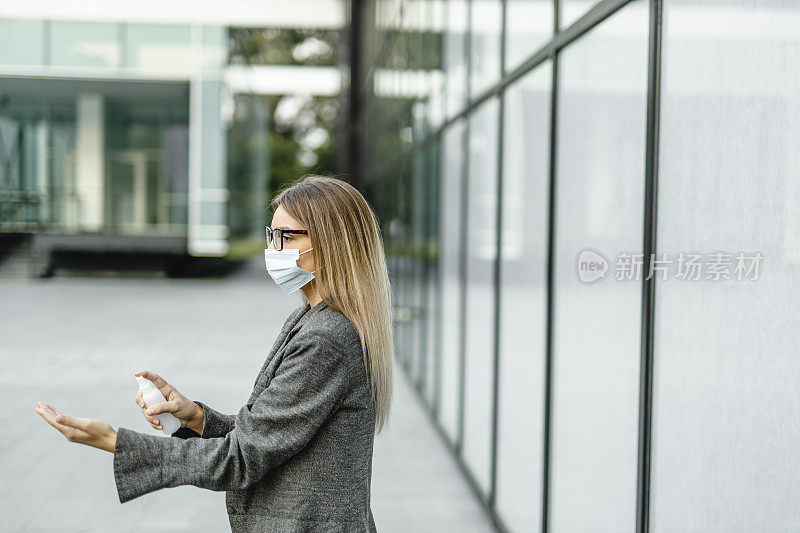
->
<box><xmin>76</xmin><ymin>93</ymin><xmax>104</xmax><ymax>231</ymax></box>
<box><xmin>188</xmin><ymin>24</ymin><xmax>229</xmax><ymax>256</ymax></box>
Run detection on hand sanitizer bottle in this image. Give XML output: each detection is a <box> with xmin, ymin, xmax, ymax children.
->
<box><xmin>136</xmin><ymin>376</ymin><xmax>181</xmax><ymax>436</ymax></box>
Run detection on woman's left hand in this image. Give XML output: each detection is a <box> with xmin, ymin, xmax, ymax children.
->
<box><xmin>34</xmin><ymin>401</ymin><xmax>117</xmax><ymax>453</ymax></box>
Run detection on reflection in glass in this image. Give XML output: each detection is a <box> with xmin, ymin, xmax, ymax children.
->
<box><xmin>228</xmin><ymin>28</ymin><xmax>340</xmax><ymax>66</ymax></box>
<box><xmin>0</xmin><ymin>102</ymin><xmax>76</xmax><ymax>229</ymax></box>
<box><xmin>495</xmin><ymin>62</ymin><xmax>551</xmax><ymax>533</ymax></box>
<box><xmin>227</xmin><ymin>94</ymin><xmax>268</xmax><ymax>240</ymax></box>
<box><xmin>651</xmin><ymin>1</ymin><xmax>800</xmax><ymax>530</ymax></box>
<box><xmin>550</xmin><ymin>4</ymin><xmax>648</xmax><ymax>531</ymax></box>
<box><xmin>462</xmin><ymin>97</ymin><xmax>499</xmax><ymax>496</ymax></box>
<box><xmin>105</xmin><ymin>100</ymin><xmax>189</xmax><ymax>234</ymax></box>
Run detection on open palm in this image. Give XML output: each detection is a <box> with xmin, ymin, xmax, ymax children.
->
<box><xmin>34</xmin><ymin>401</ymin><xmax>116</xmax><ymax>452</ymax></box>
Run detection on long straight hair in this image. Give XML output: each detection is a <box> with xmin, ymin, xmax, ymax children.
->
<box><xmin>270</xmin><ymin>175</ymin><xmax>394</xmax><ymax>434</ymax></box>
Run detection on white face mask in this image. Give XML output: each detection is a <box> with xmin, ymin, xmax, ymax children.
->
<box><xmin>264</xmin><ymin>247</ymin><xmax>316</xmax><ymax>294</ymax></box>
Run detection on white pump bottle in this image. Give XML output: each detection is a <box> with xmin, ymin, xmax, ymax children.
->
<box><xmin>136</xmin><ymin>376</ymin><xmax>181</xmax><ymax>436</ymax></box>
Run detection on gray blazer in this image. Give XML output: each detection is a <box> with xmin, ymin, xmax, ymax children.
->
<box><xmin>113</xmin><ymin>301</ymin><xmax>378</xmax><ymax>532</ymax></box>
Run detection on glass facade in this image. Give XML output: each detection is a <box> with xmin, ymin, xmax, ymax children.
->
<box><xmin>354</xmin><ymin>0</ymin><xmax>800</xmax><ymax>531</ymax></box>
<box><xmin>50</xmin><ymin>22</ymin><xmax>121</xmax><ymax>68</ymax></box>
<box><xmin>0</xmin><ymin>21</ymin><xmax>226</xmax><ymax>246</ymax></box>
<box><xmin>125</xmin><ymin>24</ymin><xmax>192</xmax><ymax>70</ymax></box>
<box><xmin>0</xmin><ymin>78</ymin><xmax>190</xmax><ymax>235</ymax></box>
<box><xmin>650</xmin><ymin>1</ymin><xmax>800</xmax><ymax>531</ymax></box>
<box><xmin>104</xmin><ymin>99</ymin><xmax>190</xmax><ymax>235</ymax></box>
<box><xmin>495</xmin><ymin>61</ymin><xmax>550</xmax><ymax>532</ymax></box>
<box><xmin>0</xmin><ymin>19</ymin><xmax>285</xmax><ymax>258</ymax></box>
<box><xmin>550</xmin><ymin>6</ymin><xmax>647</xmax><ymax>530</ymax></box>
<box><xmin>0</xmin><ymin>20</ymin><xmax>45</xmax><ymax>66</ymax></box>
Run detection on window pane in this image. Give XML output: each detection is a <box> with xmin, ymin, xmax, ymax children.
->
<box><xmin>105</xmin><ymin>95</ymin><xmax>189</xmax><ymax>234</ymax></box>
<box><xmin>50</xmin><ymin>21</ymin><xmax>120</xmax><ymax>68</ymax></box>
<box><xmin>463</xmin><ymin>96</ymin><xmax>499</xmax><ymax>496</ymax></box>
<box><xmin>426</xmin><ymin>138</ymin><xmax>441</xmax><ymax>406</ymax></box>
<box><xmin>202</xmin><ymin>26</ymin><xmax>227</xmax><ymax>69</ymax></box>
<box><xmin>550</xmin><ymin>4</ymin><xmax>648</xmax><ymax>531</ymax></box>
<box><xmin>505</xmin><ymin>0</ymin><xmax>553</xmax><ymax>73</ymax></box>
<box><xmin>0</xmin><ymin>20</ymin><xmax>44</xmax><ymax>66</ymax></box>
<box><xmin>426</xmin><ymin>0</ymin><xmax>447</xmax><ymax>129</ymax></box>
<box><xmin>125</xmin><ymin>24</ymin><xmax>191</xmax><ymax>70</ymax></box>
<box><xmin>561</xmin><ymin>0</ymin><xmax>602</xmax><ymax>30</ymax></box>
<box><xmin>651</xmin><ymin>1</ymin><xmax>800</xmax><ymax>530</ymax></box>
<box><xmin>495</xmin><ymin>62</ymin><xmax>551</xmax><ymax>533</ymax></box>
<box><xmin>470</xmin><ymin>0</ymin><xmax>502</xmax><ymax>98</ymax></box>
<box><xmin>445</xmin><ymin>0</ymin><xmax>468</xmax><ymax>118</ymax></box>
<box><xmin>438</xmin><ymin>120</ymin><xmax>466</xmax><ymax>443</ymax></box>
<box><xmin>410</xmin><ymin>138</ymin><xmax>427</xmax><ymax>387</ymax></box>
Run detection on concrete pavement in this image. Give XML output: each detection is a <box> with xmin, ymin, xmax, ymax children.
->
<box><xmin>0</xmin><ymin>257</ymin><xmax>495</xmax><ymax>532</ymax></box>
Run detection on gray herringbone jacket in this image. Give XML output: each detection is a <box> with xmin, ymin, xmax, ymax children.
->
<box><xmin>113</xmin><ymin>301</ymin><xmax>378</xmax><ymax>532</ymax></box>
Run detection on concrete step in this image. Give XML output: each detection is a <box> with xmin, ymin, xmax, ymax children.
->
<box><xmin>0</xmin><ymin>235</ymin><xmax>34</xmax><ymax>279</ymax></box>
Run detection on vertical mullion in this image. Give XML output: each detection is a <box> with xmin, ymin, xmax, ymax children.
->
<box><xmin>636</xmin><ymin>1</ymin><xmax>663</xmax><ymax>532</ymax></box>
<box><xmin>542</xmin><ymin>0</ymin><xmax>560</xmax><ymax>531</ymax></box>
<box><xmin>488</xmin><ymin>0</ymin><xmax>508</xmax><ymax>511</ymax></box>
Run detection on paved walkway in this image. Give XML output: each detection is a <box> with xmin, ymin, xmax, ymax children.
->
<box><xmin>0</xmin><ymin>257</ymin><xmax>495</xmax><ymax>532</ymax></box>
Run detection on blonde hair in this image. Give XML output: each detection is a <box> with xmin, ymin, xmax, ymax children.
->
<box><xmin>270</xmin><ymin>175</ymin><xmax>394</xmax><ymax>434</ymax></box>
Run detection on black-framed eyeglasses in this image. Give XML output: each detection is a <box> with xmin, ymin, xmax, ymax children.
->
<box><xmin>265</xmin><ymin>226</ymin><xmax>308</xmax><ymax>251</ymax></box>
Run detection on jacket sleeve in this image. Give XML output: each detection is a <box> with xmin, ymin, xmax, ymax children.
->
<box><xmin>112</xmin><ymin>332</ymin><xmax>351</xmax><ymax>503</ymax></box>
<box><xmin>170</xmin><ymin>401</ymin><xmax>236</xmax><ymax>439</ymax></box>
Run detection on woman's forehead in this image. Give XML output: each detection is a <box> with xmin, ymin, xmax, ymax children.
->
<box><xmin>270</xmin><ymin>206</ymin><xmax>302</xmax><ymax>229</ymax></box>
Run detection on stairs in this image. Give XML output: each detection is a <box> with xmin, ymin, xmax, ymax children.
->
<box><xmin>0</xmin><ymin>234</ymin><xmax>37</xmax><ymax>279</ymax></box>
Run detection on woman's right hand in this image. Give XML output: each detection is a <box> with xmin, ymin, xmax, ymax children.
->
<box><xmin>134</xmin><ymin>370</ymin><xmax>204</xmax><ymax>434</ymax></box>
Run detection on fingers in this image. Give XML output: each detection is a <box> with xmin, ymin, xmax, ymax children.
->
<box><xmin>39</xmin><ymin>403</ymin><xmax>88</xmax><ymax>430</ymax></box>
<box><xmin>141</xmin><ymin>405</ymin><xmax>161</xmax><ymax>428</ymax></box>
<box><xmin>135</xmin><ymin>370</ymin><xmax>165</xmax><ymax>388</ymax></box>
<box><xmin>134</xmin><ymin>392</ymin><xmax>161</xmax><ymax>428</ymax></box>
<box><xmin>145</xmin><ymin>401</ymin><xmax>176</xmax><ymax>416</ymax></box>
<box><xmin>34</xmin><ymin>402</ymin><xmax>59</xmax><ymax>427</ymax></box>
<box><xmin>55</xmin><ymin>413</ymin><xmax>90</xmax><ymax>431</ymax></box>
<box><xmin>34</xmin><ymin>402</ymin><xmax>82</xmax><ymax>441</ymax></box>
<box><xmin>38</xmin><ymin>401</ymin><xmax>58</xmax><ymax>417</ymax></box>
<box><xmin>143</xmin><ymin>401</ymin><xmax>179</xmax><ymax>431</ymax></box>
<box><xmin>35</xmin><ymin>406</ymin><xmax>68</xmax><ymax>435</ymax></box>
<box><xmin>135</xmin><ymin>370</ymin><xmax>173</xmax><ymax>398</ymax></box>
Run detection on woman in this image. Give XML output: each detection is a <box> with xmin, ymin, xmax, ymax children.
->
<box><xmin>34</xmin><ymin>175</ymin><xmax>394</xmax><ymax>532</ymax></box>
